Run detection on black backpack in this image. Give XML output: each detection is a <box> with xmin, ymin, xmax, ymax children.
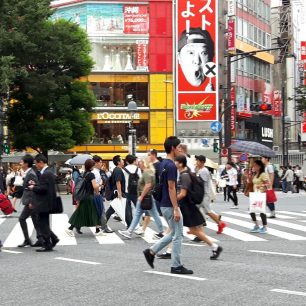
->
<box><xmin>187</xmin><ymin>171</ymin><xmax>205</xmax><ymax>205</ymax></box>
<box><xmin>124</xmin><ymin>167</ymin><xmax>139</xmax><ymax>195</ymax></box>
<box><xmin>104</xmin><ymin>172</ymin><xmax>115</xmax><ymax>201</ymax></box>
<box><xmin>152</xmin><ymin>167</ymin><xmax>166</xmax><ymax>202</ymax></box>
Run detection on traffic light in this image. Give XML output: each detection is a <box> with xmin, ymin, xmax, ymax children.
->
<box><xmin>3</xmin><ymin>143</ymin><xmax>10</xmax><ymax>154</ymax></box>
<box><xmin>213</xmin><ymin>142</ymin><xmax>219</xmax><ymax>153</ymax></box>
<box><xmin>259</xmin><ymin>102</ymin><xmax>272</xmax><ymax>111</ymax></box>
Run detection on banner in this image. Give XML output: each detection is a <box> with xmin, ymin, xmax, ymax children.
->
<box><xmin>176</xmin><ymin>0</ymin><xmax>218</xmax><ymax>121</ymax></box>
<box><xmin>227</xmin><ymin>0</ymin><xmax>236</xmax><ymax>17</ymax></box>
<box><xmin>302</xmin><ymin>112</ymin><xmax>306</xmax><ymax>142</ymax></box>
<box><xmin>136</xmin><ymin>40</ymin><xmax>148</xmax><ymax>71</ymax></box>
<box><xmin>124</xmin><ymin>5</ymin><xmax>149</xmax><ymax>34</ymax></box>
<box><xmin>230</xmin><ymin>86</ymin><xmax>236</xmax><ymax>131</ymax></box>
<box><xmin>228</xmin><ymin>18</ymin><xmax>236</xmax><ymax>51</ymax></box>
<box><xmin>272</xmin><ymin>90</ymin><xmax>282</xmax><ymax>117</ymax></box>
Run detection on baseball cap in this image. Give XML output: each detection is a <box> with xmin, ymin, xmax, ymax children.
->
<box><xmin>195</xmin><ymin>155</ymin><xmax>206</xmax><ymax>163</ymax></box>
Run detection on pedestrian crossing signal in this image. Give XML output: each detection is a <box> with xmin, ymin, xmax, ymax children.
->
<box><xmin>213</xmin><ymin>142</ymin><xmax>219</xmax><ymax>153</ymax></box>
<box><xmin>3</xmin><ymin>143</ymin><xmax>10</xmax><ymax>154</ymax></box>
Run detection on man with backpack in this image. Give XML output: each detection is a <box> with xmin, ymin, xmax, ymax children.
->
<box><xmin>123</xmin><ymin>154</ymin><xmax>142</xmax><ymax>228</ymax></box>
<box><xmin>196</xmin><ymin>155</ymin><xmax>226</xmax><ymax>235</ymax></box>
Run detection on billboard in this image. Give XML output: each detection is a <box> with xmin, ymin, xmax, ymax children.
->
<box><xmin>176</xmin><ymin>0</ymin><xmax>218</xmax><ymax>121</ymax></box>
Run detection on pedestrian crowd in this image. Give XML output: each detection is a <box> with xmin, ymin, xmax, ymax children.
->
<box><xmin>0</xmin><ymin>136</ymin><xmax>305</xmax><ymax>276</ymax></box>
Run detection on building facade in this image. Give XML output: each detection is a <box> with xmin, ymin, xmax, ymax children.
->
<box><xmin>51</xmin><ymin>0</ymin><xmax>174</xmax><ymax>159</ymax></box>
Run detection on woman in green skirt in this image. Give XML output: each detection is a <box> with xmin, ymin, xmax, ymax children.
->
<box><xmin>66</xmin><ymin>159</ymin><xmax>101</xmax><ymax>236</ymax></box>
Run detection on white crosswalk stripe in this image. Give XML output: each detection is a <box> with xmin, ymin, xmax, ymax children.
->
<box><xmin>2</xmin><ymin>211</ymin><xmax>306</xmax><ymax>247</ymax></box>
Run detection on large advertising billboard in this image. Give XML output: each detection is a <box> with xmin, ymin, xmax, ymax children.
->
<box><xmin>176</xmin><ymin>0</ymin><xmax>218</xmax><ymax>121</ymax></box>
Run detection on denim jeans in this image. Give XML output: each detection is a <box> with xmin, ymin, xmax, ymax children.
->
<box><xmin>151</xmin><ymin>207</ymin><xmax>183</xmax><ymax>268</ymax></box>
<box><xmin>128</xmin><ymin>197</ymin><xmax>163</xmax><ymax>233</ymax></box>
<box><xmin>282</xmin><ymin>180</ymin><xmax>287</xmax><ymax>192</ymax></box>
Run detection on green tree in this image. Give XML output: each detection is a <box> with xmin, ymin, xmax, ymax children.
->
<box><xmin>0</xmin><ymin>0</ymin><xmax>96</xmax><ymax>155</ymax></box>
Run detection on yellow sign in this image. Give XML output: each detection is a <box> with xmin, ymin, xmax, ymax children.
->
<box><xmin>92</xmin><ymin>112</ymin><xmax>149</xmax><ymax>121</ymax></box>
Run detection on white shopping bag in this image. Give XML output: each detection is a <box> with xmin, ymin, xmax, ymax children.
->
<box><xmin>249</xmin><ymin>192</ymin><xmax>266</xmax><ymax>214</ymax></box>
<box><xmin>110</xmin><ymin>197</ymin><xmax>126</xmax><ymax>223</ymax></box>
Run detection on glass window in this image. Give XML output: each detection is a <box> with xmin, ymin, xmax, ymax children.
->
<box><xmin>248</xmin><ymin>24</ymin><xmax>253</xmax><ymax>43</ymax></box>
<box><xmin>254</xmin><ymin>27</ymin><xmax>258</xmax><ymax>47</ymax></box>
<box><xmin>92</xmin><ymin>120</ymin><xmax>149</xmax><ymax>144</ymax></box>
<box><xmin>243</xmin><ymin>20</ymin><xmax>248</xmax><ymax>42</ymax></box>
<box><xmin>258</xmin><ymin>29</ymin><xmax>262</xmax><ymax>47</ymax></box>
<box><xmin>237</xmin><ymin>18</ymin><xmax>243</xmax><ymax>39</ymax></box>
<box><xmin>243</xmin><ymin>0</ymin><xmax>247</xmax><ymax>11</ymax></box>
<box><xmin>91</xmin><ymin>82</ymin><xmax>148</xmax><ymax>107</ymax></box>
<box><xmin>266</xmin><ymin>33</ymin><xmax>271</xmax><ymax>48</ymax></box>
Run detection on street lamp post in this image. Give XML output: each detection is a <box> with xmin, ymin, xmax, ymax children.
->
<box><xmin>127</xmin><ymin>95</ymin><xmax>137</xmax><ymax>156</ymax></box>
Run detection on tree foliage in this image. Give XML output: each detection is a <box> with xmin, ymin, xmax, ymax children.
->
<box><xmin>0</xmin><ymin>0</ymin><xmax>96</xmax><ymax>153</ymax></box>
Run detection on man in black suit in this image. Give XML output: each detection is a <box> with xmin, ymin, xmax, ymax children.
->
<box><xmin>18</xmin><ymin>154</ymin><xmax>43</xmax><ymax>247</ymax></box>
<box><xmin>29</xmin><ymin>154</ymin><xmax>59</xmax><ymax>252</ymax></box>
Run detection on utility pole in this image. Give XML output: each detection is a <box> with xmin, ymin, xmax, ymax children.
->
<box><xmin>224</xmin><ymin>54</ymin><xmax>232</xmax><ymax>160</ymax></box>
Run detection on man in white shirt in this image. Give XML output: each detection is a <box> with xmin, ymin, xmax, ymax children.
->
<box><xmin>261</xmin><ymin>156</ymin><xmax>276</xmax><ymax>218</ymax></box>
<box><xmin>295</xmin><ymin>166</ymin><xmax>304</xmax><ymax>193</ymax></box>
<box><xmin>226</xmin><ymin>162</ymin><xmax>238</xmax><ymax>209</ymax></box>
<box><xmin>196</xmin><ymin>155</ymin><xmax>227</xmax><ymax>234</ymax></box>
<box><xmin>283</xmin><ymin>166</ymin><xmax>294</xmax><ymax>193</ymax></box>
<box><xmin>123</xmin><ymin>154</ymin><xmax>142</xmax><ymax>228</ymax></box>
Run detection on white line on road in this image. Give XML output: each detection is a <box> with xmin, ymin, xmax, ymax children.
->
<box><xmin>182</xmin><ymin>242</ymin><xmax>206</xmax><ymax>247</ymax></box>
<box><xmin>248</xmin><ymin>250</ymin><xmax>306</xmax><ymax>257</ymax></box>
<box><xmin>270</xmin><ymin>289</ymin><xmax>306</xmax><ymax>297</ymax></box>
<box><xmin>1</xmin><ymin>249</ymin><xmax>23</xmax><ymax>254</ymax></box>
<box><xmin>278</xmin><ymin>211</ymin><xmax>306</xmax><ymax>217</ymax></box>
<box><xmin>144</xmin><ymin>270</ymin><xmax>207</xmax><ymax>281</ymax></box>
<box><xmin>54</xmin><ymin>257</ymin><xmax>101</xmax><ymax>265</ymax></box>
<box><xmin>51</xmin><ymin>214</ymin><xmax>77</xmax><ymax>245</ymax></box>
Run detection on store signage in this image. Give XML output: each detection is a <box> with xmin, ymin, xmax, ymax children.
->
<box><xmin>176</xmin><ymin>0</ymin><xmax>218</xmax><ymax>121</ymax></box>
<box><xmin>302</xmin><ymin>112</ymin><xmax>306</xmax><ymax>142</ymax></box>
<box><xmin>227</xmin><ymin>0</ymin><xmax>236</xmax><ymax>17</ymax></box>
<box><xmin>230</xmin><ymin>86</ymin><xmax>236</xmax><ymax>131</ymax></box>
<box><xmin>261</xmin><ymin>127</ymin><xmax>273</xmax><ymax>139</ymax></box>
<box><xmin>124</xmin><ymin>5</ymin><xmax>149</xmax><ymax>34</ymax></box>
<box><xmin>227</xmin><ymin>18</ymin><xmax>236</xmax><ymax>51</ymax></box>
<box><xmin>272</xmin><ymin>90</ymin><xmax>282</xmax><ymax>117</ymax></box>
<box><xmin>97</xmin><ymin>112</ymin><xmax>140</xmax><ymax>120</ymax></box>
<box><xmin>136</xmin><ymin>40</ymin><xmax>148</xmax><ymax>71</ymax></box>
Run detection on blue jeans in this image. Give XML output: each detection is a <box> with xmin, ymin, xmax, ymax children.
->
<box><xmin>282</xmin><ymin>180</ymin><xmax>287</xmax><ymax>192</ymax></box>
<box><xmin>128</xmin><ymin>197</ymin><xmax>163</xmax><ymax>233</ymax></box>
<box><xmin>150</xmin><ymin>207</ymin><xmax>183</xmax><ymax>268</ymax></box>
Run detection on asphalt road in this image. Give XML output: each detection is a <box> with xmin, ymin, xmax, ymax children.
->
<box><xmin>1</xmin><ymin>191</ymin><xmax>306</xmax><ymax>306</ymax></box>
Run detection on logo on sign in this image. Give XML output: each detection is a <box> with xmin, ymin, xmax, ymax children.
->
<box><xmin>181</xmin><ymin>97</ymin><xmax>214</xmax><ymax>119</ymax></box>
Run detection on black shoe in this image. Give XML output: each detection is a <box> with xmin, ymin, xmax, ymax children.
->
<box><xmin>153</xmin><ymin>233</ymin><xmax>164</xmax><ymax>239</ymax></box>
<box><xmin>171</xmin><ymin>266</ymin><xmax>193</xmax><ymax>275</ymax></box>
<box><xmin>52</xmin><ymin>238</ymin><xmax>60</xmax><ymax>247</ymax></box>
<box><xmin>192</xmin><ymin>237</ymin><xmax>202</xmax><ymax>242</ymax></box>
<box><xmin>18</xmin><ymin>239</ymin><xmax>32</xmax><ymax>248</ymax></box>
<box><xmin>113</xmin><ymin>216</ymin><xmax>122</xmax><ymax>222</ymax></box>
<box><xmin>268</xmin><ymin>215</ymin><xmax>276</xmax><ymax>219</ymax></box>
<box><xmin>210</xmin><ymin>246</ymin><xmax>223</xmax><ymax>260</ymax></box>
<box><xmin>36</xmin><ymin>246</ymin><xmax>53</xmax><ymax>252</ymax></box>
<box><xmin>143</xmin><ymin>248</ymin><xmax>155</xmax><ymax>269</ymax></box>
<box><xmin>103</xmin><ymin>228</ymin><xmax>114</xmax><ymax>234</ymax></box>
<box><xmin>157</xmin><ymin>252</ymin><xmax>171</xmax><ymax>259</ymax></box>
<box><xmin>76</xmin><ymin>228</ymin><xmax>83</xmax><ymax>234</ymax></box>
<box><xmin>31</xmin><ymin>240</ymin><xmax>44</xmax><ymax>247</ymax></box>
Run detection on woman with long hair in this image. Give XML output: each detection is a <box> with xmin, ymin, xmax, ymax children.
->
<box><xmin>118</xmin><ymin>157</ymin><xmax>164</xmax><ymax>239</ymax></box>
<box><xmin>66</xmin><ymin>159</ymin><xmax>101</xmax><ymax>236</ymax></box>
<box><xmin>249</xmin><ymin>160</ymin><xmax>270</xmax><ymax>234</ymax></box>
<box><xmin>175</xmin><ymin>155</ymin><xmax>222</xmax><ymax>260</ymax></box>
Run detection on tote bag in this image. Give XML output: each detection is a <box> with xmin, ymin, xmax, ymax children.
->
<box><xmin>249</xmin><ymin>192</ymin><xmax>266</xmax><ymax>214</ymax></box>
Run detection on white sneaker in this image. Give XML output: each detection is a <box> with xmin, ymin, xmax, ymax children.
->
<box><xmin>118</xmin><ymin>230</ymin><xmax>132</xmax><ymax>239</ymax></box>
<box><xmin>65</xmin><ymin>229</ymin><xmax>75</xmax><ymax>237</ymax></box>
<box><xmin>230</xmin><ymin>206</ymin><xmax>238</xmax><ymax>209</ymax></box>
<box><xmin>134</xmin><ymin>227</ymin><xmax>145</xmax><ymax>236</ymax></box>
<box><xmin>95</xmin><ymin>230</ymin><xmax>106</xmax><ymax>236</ymax></box>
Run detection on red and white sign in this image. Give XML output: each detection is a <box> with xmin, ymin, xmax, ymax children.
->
<box><xmin>136</xmin><ymin>40</ymin><xmax>148</xmax><ymax>71</ymax></box>
<box><xmin>124</xmin><ymin>5</ymin><xmax>149</xmax><ymax>34</ymax></box>
<box><xmin>221</xmin><ymin>148</ymin><xmax>228</xmax><ymax>157</ymax></box>
<box><xmin>228</xmin><ymin>18</ymin><xmax>236</xmax><ymax>51</ymax></box>
<box><xmin>230</xmin><ymin>86</ymin><xmax>236</xmax><ymax>131</ymax></box>
<box><xmin>272</xmin><ymin>90</ymin><xmax>282</xmax><ymax>117</ymax></box>
<box><xmin>176</xmin><ymin>0</ymin><xmax>218</xmax><ymax>121</ymax></box>
<box><xmin>302</xmin><ymin>112</ymin><xmax>306</xmax><ymax>142</ymax></box>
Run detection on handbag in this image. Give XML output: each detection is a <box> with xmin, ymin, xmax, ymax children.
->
<box><xmin>244</xmin><ymin>181</ymin><xmax>254</xmax><ymax>197</ymax></box>
<box><xmin>266</xmin><ymin>189</ymin><xmax>277</xmax><ymax>203</ymax></box>
<box><xmin>50</xmin><ymin>184</ymin><xmax>63</xmax><ymax>214</ymax></box>
<box><xmin>140</xmin><ymin>195</ymin><xmax>152</xmax><ymax>210</ymax></box>
<box><xmin>249</xmin><ymin>192</ymin><xmax>266</xmax><ymax>214</ymax></box>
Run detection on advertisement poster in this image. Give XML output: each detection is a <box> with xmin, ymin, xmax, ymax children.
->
<box><xmin>228</xmin><ymin>19</ymin><xmax>236</xmax><ymax>51</ymax></box>
<box><xmin>230</xmin><ymin>86</ymin><xmax>236</xmax><ymax>131</ymax></box>
<box><xmin>176</xmin><ymin>0</ymin><xmax>218</xmax><ymax>121</ymax></box>
<box><xmin>272</xmin><ymin>90</ymin><xmax>282</xmax><ymax>117</ymax></box>
<box><xmin>136</xmin><ymin>40</ymin><xmax>149</xmax><ymax>71</ymax></box>
<box><xmin>124</xmin><ymin>5</ymin><xmax>149</xmax><ymax>34</ymax></box>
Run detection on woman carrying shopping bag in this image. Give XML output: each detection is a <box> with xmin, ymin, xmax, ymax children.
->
<box><xmin>249</xmin><ymin>160</ymin><xmax>270</xmax><ymax>234</ymax></box>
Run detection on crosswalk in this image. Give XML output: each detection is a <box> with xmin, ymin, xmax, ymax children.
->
<box><xmin>1</xmin><ymin>210</ymin><xmax>306</xmax><ymax>247</ymax></box>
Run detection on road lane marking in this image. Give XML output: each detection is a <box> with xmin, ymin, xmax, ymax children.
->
<box><xmin>51</xmin><ymin>214</ymin><xmax>77</xmax><ymax>245</ymax></box>
<box><xmin>248</xmin><ymin>250</ymin><xmax>306</xmax><ymax>257</ymax></box>
<box><xmin>144</xmin><ymin>270</ymin><xmax>206</xmax><ymax>281</ymax></box>
<box><xmin>1</xmin><ymin>249</ymin><xmax>23</xmax><ymax>254</ymax></box>
<box><xmin>3</xmin><ymin>219</ymin><xmax>34</xmax><ymax>248</ymax></box>
<box><xmin>54</xmin><ymin>257</ymin><xmax>101</xmax><ymax>265</ymax></box>
<box><xmin>90</xmin><ymin>228</ymin><xmax>124</xmax><ymax>244</ymax></box>
<box><xmin>220</xmin><ymin>215</ymin><xmax>306</xmax><ymax>240</ymax></box>
<box><xmin>270</xmin><ymin>289</ymin><xmax>306</xmax><ymax>297</ymax></box>
<box><xmin>224</xmin><ymin>211</ymin><xmax>306</xmax><ymax>232</ymax></box>
<box><xmin>278</xmin><ymin>211</ymin><xmax>306</xmax><ymax>217</ymax></box>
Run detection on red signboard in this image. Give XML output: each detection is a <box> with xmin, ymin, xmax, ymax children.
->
<box><xmin>272</xmin><ymin>90</ymin><xmax>282</xmax><ymax>117</ymax></box>
<box><xmin>176</xmin><ymin>0</ymin><xmax>218</xmax><ymax>121</ymax></box>
<box><xmin>136</xmin><ymin>40</ymin><xmax>148</xmax><ymax>71</ymax></box>
<box><xmin>230</xmin><ymin>86</ymin><xmax>236</xmax><ymax>131</ymax></box>
<box><xmin>124</xmin><ymin>5</ymin><xmax>149</xmax><ymax>34</ymax></box>
<box><xmin>228</xmin><ymin>18</ymin><xmax>235</xmax><ymax>51</ymax></box>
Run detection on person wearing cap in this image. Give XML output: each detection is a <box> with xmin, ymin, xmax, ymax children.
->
<box><xmin>178</xmin><ymin>28</ymin><xmax>214</xmax><ymax>89</ymax></box>
<box><xmin>196</xmin><ymin>155</ymin><xmax>227</xmax><ymax>234</ymax></box>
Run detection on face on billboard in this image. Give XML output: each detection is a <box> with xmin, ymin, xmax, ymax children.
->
<box><xmin>178</xmin><ymin>34</ymin><xmax>209</xmax><ymax>87</ymax></box>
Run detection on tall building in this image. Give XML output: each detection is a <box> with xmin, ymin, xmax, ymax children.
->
<box><xmin>51</xmin><ymin>0</ymin><xmax>174</xmax><ymax>159</ymax></box>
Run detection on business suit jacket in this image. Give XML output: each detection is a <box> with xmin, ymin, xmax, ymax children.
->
<box><xmin>21</xmin><ymin>168</ymin><xmax>38</xmax><ymax>206</ymax></box>
<box><xmin>32</xmin><ymin>167</ymin><xmax>57</xmax><ymax>213</ymax></box>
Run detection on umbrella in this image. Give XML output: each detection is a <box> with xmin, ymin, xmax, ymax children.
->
<box><xmin>205</xmin><ymin>158</ymin><xmax>219</xmax><ymax>169</ymax></box>
<box><xmin>229</xmin><ymin>141</ymin><xmax>275</xmax><ymax>158</ymax></box>
<box><xmin>110</xmin><ymin>197</ymin><xmax>126</xmax><ymax>223</ymax></box>
<box><xmin>69</xmin><ymin>154</ymin><xmax>93</xmax><ymax>165</ymax></box>
<box><xmin>65</xmin><ymin>159</ymin><xmax>72</xmax><ymax>165</ymax></box>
